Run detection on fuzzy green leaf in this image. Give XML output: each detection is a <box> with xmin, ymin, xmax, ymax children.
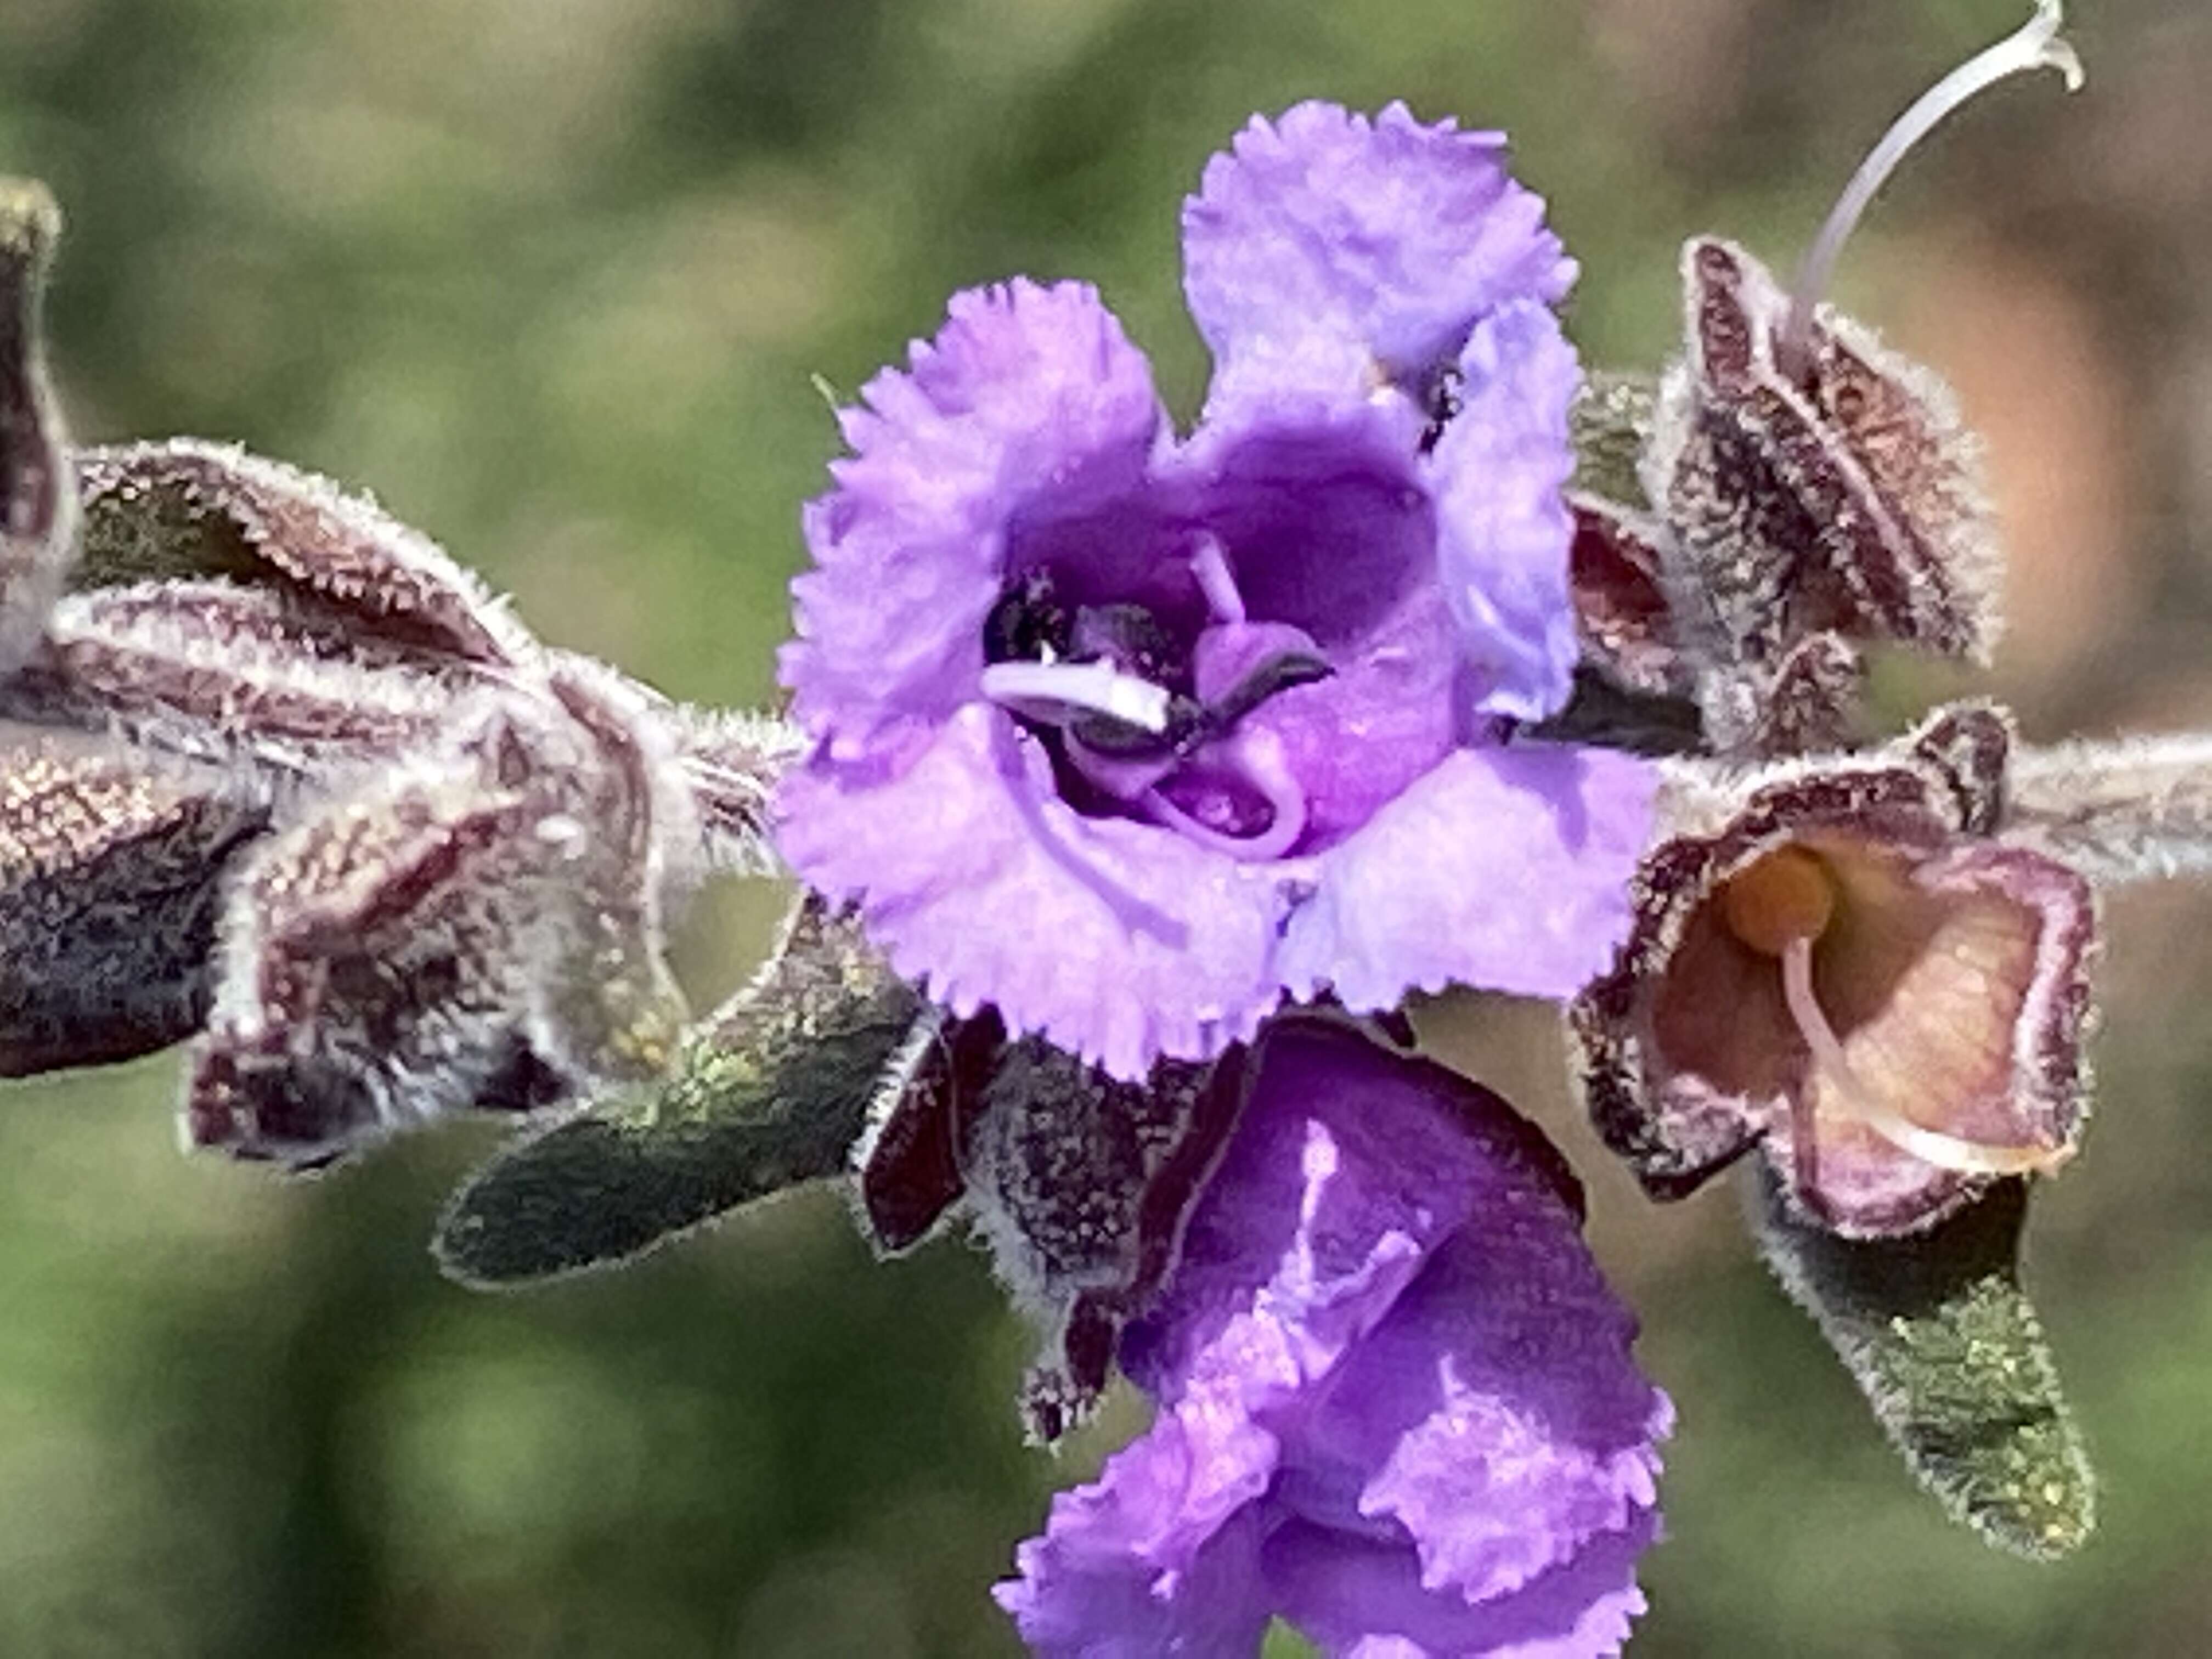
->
<box><xmin>434</xmin><ymin>901</ymin><xmax>924</xmax><ymax>1286</ymax></box>
<box><xmin>1751</xmin><ymin>1172</ymin><xmax>2094</xmax><ymax>1559</ymax></box>
<box><xmin>1568</xmin><ymin>370</ymin><xmax>1656</xmax><ymax>509</ymax></box>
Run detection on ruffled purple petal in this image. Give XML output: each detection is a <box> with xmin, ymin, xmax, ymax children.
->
<box><xmin>775</xmin><ymin>704</ymin><xmax>1291</xmax><ymax>1080</ymax></box>
<box><xmin>782</xmin><ymin>280</ymin><xmax>1165</xmax><ymax>749</ymax></box>
<box><xmin>1293</xmin><ymin>1227</ymin><xmax>1669</xmax><ymax>1606</ymax></box>
<box><xmin>1265</xmin><ymin>1510</ymin><xmax>1656</xmax><ymax>1659</ymax></box>
<box><xmin>1427</xmin><ymin>301</ymin><xmax>1583</xmax><ymax>720</ymax></box>
<box><xmin>1117</xmin><ymin>1021</ymin><xmax>1499</xmax><ymax>1404</ymax></box>
<box><xmin>1183</xmin><ymin>102</ymin><xmax>1573</xmax><ymax>399</ymax></box>
<box><xmin>995</xmin><ymin>1449</ymin><xmax>1276</xmax><ymax>1659</ymax></box>
<box><xmin>1278</xmin><ymin>746</ymin><xmax>1657</xmax><ymax>1010</ymax></box>
<box><xmin>1004</xmin><ymin>1023</ymin><xmax>1668</xmax><ymax>1657</ymax></box>
<box><xmin>1225</xmin><ymin>1029</ymin><xmax>1668</xmax><ymax>1609</ymax></box>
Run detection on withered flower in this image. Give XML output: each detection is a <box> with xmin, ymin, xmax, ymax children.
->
<box><xmin>183</xmin><ymin>664</ymin><xmax>700</xmax><ymax>1165</ymax></box>
<box><xmin>1644</xmin><ymin>233</ymin><xmax>2002</xmax><ymax>691</ymax></box>
<box><xmin>0</xmin><ymin>301</ymin><xmax>783</xmax><ymax>1164</ymax></box>
<box><xmin>1572</xmin><ymin>704</ymin><xmax>2096</xmax><ymax>1237</ymax></box>
<box><xmin>1573</xmin><ymin>2</ymin><xmax>2082</xmax><ymax>751</ymax></box>
<box><xmin>1564</xmin><ymin>4</ymin><xmax>2103</xmax><ymax>1240</ymax></box>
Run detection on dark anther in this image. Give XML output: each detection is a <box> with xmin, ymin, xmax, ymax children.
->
<box><xmin>1069</xmin><ymin>603</ymin><xmax>1184</xmax><ymax>687</ymax></box>
<box><xmin>1205</xmin><ymin>650</ymin><xmax>1334</xmax><ymax>732</ymax></box>
<box><xmin>1071</xmin><ymin>694</ymin><xmax>1207</xmax><ymax>759</ymax></box>
<box><xmin>1418</xmin><ymin>365</ymin><xmax>1464</xmax><ymax>453</ymax></box>
<box><xmin>983</xmin><ymin>567</ymin><xmax>1071</xmax><ymax>665</ymax></box>
<box><xmin>1076</xmin><ymin>648</ymin><xmax>1333</xmax><ymax>761</ymax></box>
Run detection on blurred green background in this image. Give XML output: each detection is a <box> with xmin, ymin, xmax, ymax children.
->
<box><xmin>5</xmin><ymin>0</ymin><xmax>2212</xmax><ymax>1652</ymax></box>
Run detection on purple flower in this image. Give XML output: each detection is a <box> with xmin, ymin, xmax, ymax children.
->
<box><xmin>996</xmin><ymin>1018</ymin><xmax>1671</xmax><ymax>1657</ymax></box>
<box><xmin>777</xmin><ymin>103</ymin><xmax>1656</xmax><ymax>1079</ymax></box>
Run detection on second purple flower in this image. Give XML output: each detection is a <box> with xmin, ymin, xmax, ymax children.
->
<box><xmin>777</xmin><ymin>102</ymin><xmax>1656</xmax><ymax>1078</ymax></box>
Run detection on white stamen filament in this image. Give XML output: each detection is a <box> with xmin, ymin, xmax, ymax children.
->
<box><xmin>1779</xmin><ymin>0</ymin><xmax>2083</xmax><ymax>380</ymax></box>
<box><xmin>980</xmin><ymin>659</ymin><xmax>1171</xmax><ymax>733</ymax></box>
<box><xmin>1191</xmin><ymin>537</ymin><xmax>1246</xmax><ymax>626</ymax></box>
<box><xmin>1142</xmin><ymin>729</ymin><xmax>1308</xmax><ymax>862</ymax></box>
<box><xmin>1779</xmin><ymin>936</ymin><xmax>2061</xmax><ymax>1178</ymax></box>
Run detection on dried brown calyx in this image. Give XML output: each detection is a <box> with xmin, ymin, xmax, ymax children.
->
<box><xmin>0</xmin><ymin>726</ymin><xmax>268</xmax><ymax>1074</ymax></box>
<box><xmin>1571</xmin><ymin>4</ymin><xmax>2081</xmax><ymax>754</ymax></box>
<box><xmin>0</xmin><ymin>255</ymin><xmax>808</xmax><ymax>1164</ymax></box>
<box><xmin>1572</xmin><ymin>705</ymin><xmax>2096</xmax><ymax>1237</ymax></box>
<box><xmin>1647</xmin><ymin>236</ymin><xmax>1999</xmax><ymax>684</ymax></box>
<box><xmin>183</xmin><ymin>666</ymin><xmax>700</xmax><ymax>1166</ymax></box>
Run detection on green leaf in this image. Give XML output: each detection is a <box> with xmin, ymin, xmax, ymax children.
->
<box><xmin>434</xmin><ymin>901</ymin><xmax>924</xmax><ymax>1287</ymax></box>
<box><xmin>1568</xmin><ymin>369</ymin><xmax>1656</xmax><ymax>509</ymax></box>
<box><xmin>1750</xmin><ymin>1172</ymin><xmax>2095</xmax><ymax>1559</ymax></box>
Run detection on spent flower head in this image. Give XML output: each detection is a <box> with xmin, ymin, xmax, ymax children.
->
<box><xmin>1556</xmin><ymin>0</ymin><xmax>2136</xmax><ymax>1566</ymax></box>
<box><xmin>1578</xmin><ymin>4</ymin><xmax>2082</xmax><ymax>753</ymax></box>
<box><xmin>1572</xmin><ymin>706</ymin><xmax>2096</xmax><ymax>1237</ymax></box>
<box><xmin>0</xmin><ymin>262</ymin><xmax>788</xmax><ymax>1165</ymax></box>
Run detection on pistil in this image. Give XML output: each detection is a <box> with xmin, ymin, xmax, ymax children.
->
<box><xmin>1191</xmin><ymin>537</ymin><xmax>1245</xmax><ymax>626</ymax></box>
<box><xmin>1777</xmin><ymin>0</ymin><xmax>2082</xmax><ymax>383</ymax></box>
<box><xmin>1776</xmin><ymin>934</ymin><xmax>2056</xmax><ymax>1178</ymax></box>
<box><xmin>1722</xmin><ymin>844</ymin><xmax>2066</xmax><ymax>1187</ymax></box>
<box><xmin>1141</xmin><ymin>727</ymin><xmax>1309</xmax><ymax>862</ymax></box>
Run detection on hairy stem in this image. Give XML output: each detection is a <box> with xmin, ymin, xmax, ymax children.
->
<box><xmin>2009</xmin><ymin>731</ymin><xmax>2212</xmax><ymax>885</ymax></box>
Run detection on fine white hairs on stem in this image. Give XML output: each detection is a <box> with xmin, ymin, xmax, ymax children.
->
<box><xmin>1779</xmin><ymin>0</ymin><xmax>2083</xmax><ymax>381</ymax></box>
